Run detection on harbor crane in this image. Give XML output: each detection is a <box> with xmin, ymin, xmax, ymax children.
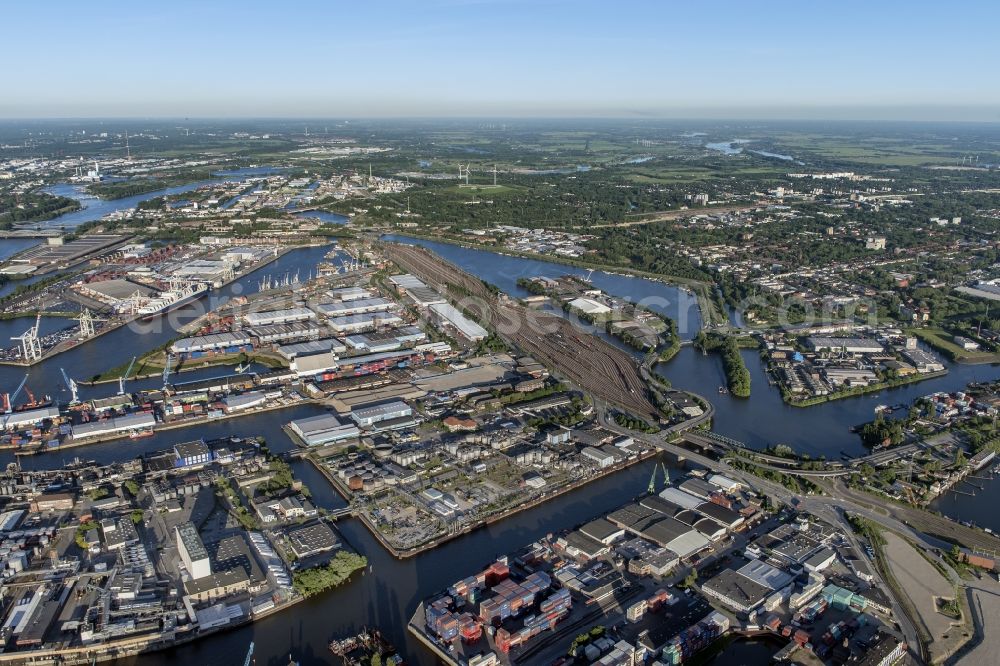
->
<box><xmin>2</xmin><ymin>373</ymin><xmax>29</xmax><ymax>431</ymax></box>
<box><xmin>647</xmin><ymin>463</ymin><xmax>660</xmax><ymax>494</ymax></box>
<box><xmin>76</xmin><ymin>308</ymin><xmax>99</xmax><ymax>339</ymax></box>
<box><xmin>60</xmin><ymin>368</ymin><xmax>80</xmax><ymax>405</ymax></box>
<box><xmin>162</xmin><ymin>354</ymin><xmax>174</xmax><ymax>390</ymax></box>
<box><xmin>118</xmin><ymin>356</ymin><xmax>137</xmax><ymax>396</ymax></box>
<box><xmin>2</xmin><ymin>373</ymin><xmax>29</xmax><ymax>414</ymax></box>
<box><xmin>646</xmin><ymin>461</ymin><xmax>672</xmax><ymax>494</ymax></box>
<box><xmin>11</xmin><ymin>314</ymin><xmax>43</xmax><ymax>363</ymax></box>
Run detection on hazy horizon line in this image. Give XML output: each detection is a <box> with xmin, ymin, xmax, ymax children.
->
<box><xmin>2</xmin><ymin>112</ymin><xmax>999</xmax><ymax>125</ymax></box>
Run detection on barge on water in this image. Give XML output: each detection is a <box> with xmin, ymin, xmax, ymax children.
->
<box><xmin>329</xmin><ymin>628</ymin><xmax>403</xmax><ymax>665</ymax></box>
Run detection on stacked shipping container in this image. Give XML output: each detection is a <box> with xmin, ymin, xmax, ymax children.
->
<box><xmin>660</xmin><ymin>612</ymin><xmax>730</xmax><ymax>665</ymax></box>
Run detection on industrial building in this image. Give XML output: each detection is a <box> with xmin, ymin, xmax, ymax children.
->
<box><xmin>10</xmin><ymin>234</ymin><xmax>129</xmax><ymax>268</ymax></box>
<box><xmin>3</xmin><ymin>406</ymin><xmax>60</xmax><ymax>431</ymax></box>
<box><xmin>658</xmin><ymin>486</ymin><xmax>704</xmax><ymax>510</ymax></box>
<box><xmin>174</xmin><ymin>440</ymin><xmax>211</xmax><ymax>467</ymax></box>
<box><xmin>77</xmin><ymin>279</ymin><xmax>157</xmax><ymax>312</ymax></box>
<box><xmin>327</xmin><ymin>313</ymin><xmax>403</xmax><ymax>334</ymax></box>
<box><xmin>326</xmin><ymin>286</ymin><xmax>372</xmax><ymax>301</ymax></box>
<box><xmin>581</xmin><ymin>446</ymin><xmax>617</xmax><ymax>468</ymax></box>
<box><xmin>244</xmin><ymin>308</ymin><xmax>316</xmax><ymax>327</ymax></box>
<box><xmin>249</xmin><ymin>321</ymin><xmax>325</xmax><ymax>344</ymax></box>
<box><xmin>567</xmin><ymin>297</ymin><xmax>611</xmax><ymax>315</ymax></box>
<box><xmin>176</xmin><ymin>522</ymin><xmax>212</xmax><ymax>579</ymax></box>
<box><xmin>701</xmin><ymin>568</ymin><xmax>772</xmax><ymax>614</ymax></box>
<box><xmin>170</xmin><ymin>332</ymin><xmax>255</xmax><ymax>355</ymax></box>
<box><xmin>169</xmin><ymin>259</ymin><xmax>235</xmax><ymax>285</ymax></box>
<box><xmin>350</xmin><ymin>400</ymin><xmax>414</xmax><ymax>427</ymax></box>
<box><xmin>291</xmin><ymin>351</ymin><xmax>338</xmax><ymax>377</ymax></box>
<box><xmin>606</xmin><ymin>502</ymin><xmax>710</xmax><ymax>560</ymax></box>
<box><xmin>901</xmin><ymin>348</ymin><xmax>945</xmax><ymax>373</ymax></box>
<box><xmin>285</xmin><ymin>521</ymin><xmax>340</xmax><ymax>559</ymax></box>
<box><xmin>806</xmin><ymin>337</ymin><xmax>884</xmax><ymax>354</ymax></box>
<box><xmin>70</xmin><ymin>412</ymin><xmax>155</xmax><ymax>439</ymax></box>
<box><xmin>276</xmin><ymin>338</ymin><xmax>347</xmax><ymax>360</ymax></box>
<box><xmin>427</xmin><ymin>303</ymin><xmax>488</xmax><ymax>342</ymax></box>
<box><xmin>222</xmin><ymin>391</ymin><xmax>266</xmax><ymax>412</ymax></box>
<box><xmin>343</xmin><ymin>326</ymin><xmax>426</xmax><ymax>353</ymax></box>
<box><xmin>389</xmin><ymin>274</ymin><xmax>447</xmax><ymax>307</ymax></box>
<box><xmin>315</xmin><ymin>297</ymin><xmax>394</xmax><ymax>317</ymax></box>
<box><xmin>288</xmin><ymin>414</ymin><xmax>361</xmax><ymax>446</ymax></box>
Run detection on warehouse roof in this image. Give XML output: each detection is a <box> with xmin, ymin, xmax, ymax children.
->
<box><xmin>607</xmin><ymin>504</ymin><xmax>658</xmax><ymax>529</ymax></box>
<box><xmin>245</xmin><ymin>308</ymin><xmax>315</xmax><ymax>326</ymax></box>
<box><xmin>634</xmin><ymin>515</ymin><xmax>690</xmax><ymax>543</ymax></box>
<box><xmin>665</xmin><ymin>530</ymin><xmax>712</xmax><ymax>559</ymax></box>
<box><xmin>352</xmin><ymin>400</ymin><xmax>411</xmax><ymax>421</ymax></box>
<box><xmin>703</xmin><ymin>568</ymin><xmax>771</xmax><ymax>608</ymax></box>
<box><xmin>277</xmin><ymin>338</ymin><xmax>346</xmax><ymax>359</ymax></box>
<box><xmin>695</xmin><ymin>502</ymin><xmax>744</xmax><ymax>527</ymax></box>
<box><xmin>316</xmin><ymin>297</ymin><xmax>393</xmax><ymax>315</ymax></box>
<box><xmin>579</xmin><ymin>518</ymin><xmax>624</xmax><ymax>544</ymax></box>
<box><xmin>737</xmin><ymin>560</ymin><xmax>793</xmax><ymax>591</ymax></box>
<box><xmin>658</xmin><ymin>487</ymin><xmax>703</xmax><ymax>510</ymax></box>
<box><xmin>292</xmin><ymin>351</ymin><xmax>338</xmax><ymax>375</ymax></box>
<box><xmin>83</xmin><ymin>278</ymin><xmax>156</xmax><ymax>301</ymax></box>
<box><xmin>428</xmin><ymin>302</ymin><xmax>488</xmax><ymax>340</ymax></box>
<box><xmin>639</xmin><ymin>495</ymin><xmax>684</xmax><ymax>518</ymax></box>
<box><xmin>563</xmin><ymin>530</ymin><xmax>608</xmax><ymax>558</ymax></box>
<box><xmin>389</xmin><ymin>274</ymin><xmax>426</xmax><ymax>289</ymax></box>
<box><xmin>171</xmin><ymin>331</ymin><xmax>254</xmax><ymax>354</ymax></box>
<box><xmin>678</xmin><ymin>477</ymin><xmax>717</xmax><ymax>500</ymax></box>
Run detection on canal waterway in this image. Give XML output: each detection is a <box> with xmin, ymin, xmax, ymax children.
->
<box><xmin>125</xmin><ymin>459</ymin><xmax>680</xmax><ymax>666</ymax></box>
<box><xmin>382</xmin><ymin>236</ymin><xmax>1000</xmax><ymax>459</ymax></box>
<box><xmin>2</xmin><ymin>228</ymin><xmax>999</xmax><ymax>664</ymax></box>
<box><xmin>0</xmin><ymin>242</ymin><xmax>332</xmax><ymax>431</ymax></box>
<box><xmin>31</xmin><ymin>167</ymin><xmax>287</xmax><ymax>231</ymax></box>
<box><xmin>294</xmin><ymin>210</ymin><xmax>349</xmax><ymax>225</ymax></box>
<box><xmin>0</xmin><ymin>238</ymin><xmax>41</xmax><ymax>263</ymax></box>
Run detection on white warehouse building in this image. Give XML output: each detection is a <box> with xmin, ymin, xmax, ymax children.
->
<box><xmin>428</xmin><ymin>303</ymin><xmax>488</xmax><ymax>342</ymax></box>
<box><xmin>244</xmin><ymin>308</ymin><xmax>316</xmax><ymax>327</ymax></box>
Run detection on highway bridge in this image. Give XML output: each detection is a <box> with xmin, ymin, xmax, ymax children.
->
<box><xmin>683</xmin><ymin>430</ymin><xmax>926</xmax><ymax>477</ymax></box>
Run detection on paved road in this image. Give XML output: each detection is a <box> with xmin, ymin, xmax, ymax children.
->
<box><xmin>597</xmin><ymin>412</ymin><xmax>930</xmax><ymax>658</ymax></box>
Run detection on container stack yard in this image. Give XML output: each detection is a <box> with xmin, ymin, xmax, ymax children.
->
<box><xmin>421</xmin><ymin>560</ymin><xmax>573</xmax><ymax>658</ymax></box>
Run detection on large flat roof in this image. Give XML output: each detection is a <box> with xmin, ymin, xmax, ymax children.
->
<box><xmin>703</xmin><ymin>568</ymin><xmax>771</xmax><ymax>607</ymax></box>
<box><xmin>176</xmin><ymin>522</ymin><xmax>208</xmax><ymax>561</ymax></box>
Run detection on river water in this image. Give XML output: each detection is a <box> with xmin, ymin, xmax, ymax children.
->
<box><xmin>3</xmin><ymin>225</ymin><xmax>999</xmax><ymax>664</ymax></box>
<box><xmin>29</xmin><ymin>167</ymin><xmax>287</xmax><ymax>231</ymax></box>
<box><xmin>0</xmin><ymin>243</ymin><xmax>332</xmax><ymax>432</ymax></box>
<box><xmin>381</xmin><ymin>236</ymin><xmax>1000</xmax><ymax>458</ymax></box>
<box><xmin>0</xmin><ymin>238</ymin><xmax>40</xmax><ymax>263</ymax></box>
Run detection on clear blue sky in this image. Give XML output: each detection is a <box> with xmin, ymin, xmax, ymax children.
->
<box><xmin>4</xmin><ymin>0</ymin><xmax>998</xmax><ymax>120</ymax></box>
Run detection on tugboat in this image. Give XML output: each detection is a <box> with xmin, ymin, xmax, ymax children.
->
<box><xmin>329</xmin><ymin>628</ymin><xmax>403</xmax><ymax>665</ymax></box>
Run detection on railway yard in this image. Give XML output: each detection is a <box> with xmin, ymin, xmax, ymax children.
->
<box><xmin>384</xmin><ymin>243</ymin><xmax>660</xmax><ymax>421</ymax></box>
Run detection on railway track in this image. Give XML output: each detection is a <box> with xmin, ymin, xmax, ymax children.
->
<box><xmin>386</xmin><ymin>243</ymin><xmax>659</xmax><ymax>419</ymax></box>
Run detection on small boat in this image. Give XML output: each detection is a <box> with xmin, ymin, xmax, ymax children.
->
<box><xmin>129</xmin><ymin>429</ymin><xmax>154</xmax><ymax>440</ymax></box>
<box><xmin>718</xmin><ymin>386</ymin><xmax>729</xmax><ymax>394</ymax></box>
<box><xmin>329</xmin><ymin>628</ymin><xmax>402</xmax><ymax>665</ymax></box>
